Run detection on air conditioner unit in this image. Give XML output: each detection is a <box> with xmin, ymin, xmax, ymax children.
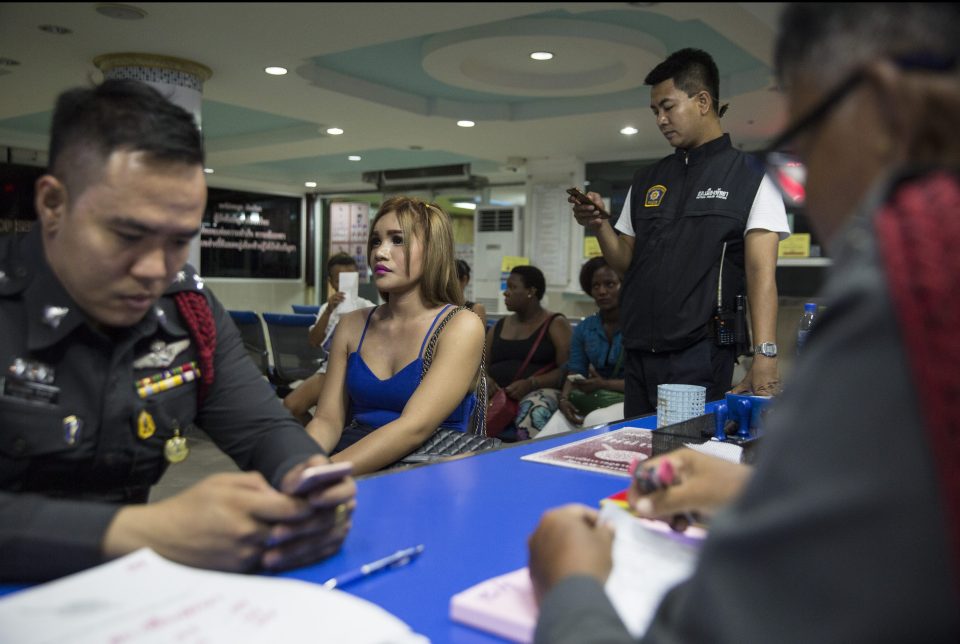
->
<box><xmin>363</xmin><ymin>164</ymin><xmax>486</xmax><ymax>191</ymax></box>
<box><xmin>473</xmin><ymin>206</ymin><xmax>523</xmax><ymax>314</ymax></box>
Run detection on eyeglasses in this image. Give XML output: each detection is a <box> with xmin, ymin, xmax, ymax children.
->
<box><xmin>754</xmin><ymin>53</ymin><xmax>957</xmax><ymax>206</ymax></box>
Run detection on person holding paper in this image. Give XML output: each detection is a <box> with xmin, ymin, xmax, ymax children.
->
<box><xmin>305</xmin><ymin>197</ymin><xmax>486</xmax><ymax>474</ymax></box>
<box><xmin>284</xmin><ymin>253</ymin><xmax>375</xmax><ymax>423</ymax></box>
<box><xmin>529</xmin><ymin>3</ymin><xmax>960</xmax><ymax>641</ymax></box>
<box><xmin>0</xmin><ymin>80</ymin><xmax>355</xmax><ymax>582</ymax></box>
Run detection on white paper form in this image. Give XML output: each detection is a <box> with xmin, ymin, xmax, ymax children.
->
<box><xmin>600</xmin><ymin>504</ymin><xmax>703</xmax><ymax>637</ymax></box>
<box><xmin>338</xmin><ymin>270</ymin><xmax>360</xmax><ymax>310</ymax></box>
<box><xmin>0</xmin><ymin>549</ymin><xmax>426</xmax><ymax>644</ymax></box>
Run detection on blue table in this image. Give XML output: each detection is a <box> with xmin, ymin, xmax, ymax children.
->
<box><xmin>0</xmin><ymin>411</ymin><xmax>679</xmax><ymax>641</ymax></box>
<box><xmin>281</xmin><ymin>413</ymin><xmax>661</xmax><ymax>642</ymax></box>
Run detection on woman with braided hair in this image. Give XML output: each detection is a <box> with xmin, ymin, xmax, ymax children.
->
<box><xmin>305</xmin><ymin>197</ymin><xmax>486</xmax><ymax>474</ymax></box>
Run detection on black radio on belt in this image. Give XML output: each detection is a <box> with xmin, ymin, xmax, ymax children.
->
<box><xmin>712</xmin><ymin>294</ymin><xmax>747</xmax><ymax>347</ymax></box>
<box><xmin>711</xmin><ymin>243</ymin><xmax>748</xmax><ymax>349</ymax></box>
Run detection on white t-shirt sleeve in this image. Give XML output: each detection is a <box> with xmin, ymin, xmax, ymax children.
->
<box><xmin>745</xmin><ymin>174</ymin><xmax>791</xmax><ymax>240</ymax></box>
<box><xmin>309</xmin><ymin>302</ymin><xmax>329</xmax><ymax>332</ymax></box>
<box><xmin>614</xmin><ymin>187</ymin><xmax>635</xmax><ymax>237</ymax></box>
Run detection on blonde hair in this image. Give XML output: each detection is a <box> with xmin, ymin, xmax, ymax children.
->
<box><xmin>367</xmin><ymin>196</ymin><xmax>463</xmax><ymax>307</ymax></box>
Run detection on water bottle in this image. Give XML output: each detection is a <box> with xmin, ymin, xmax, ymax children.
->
<box><xmin>796</xmin><ymin>302</ymin><xmax>817</xmax><ymax>355</ymax></box>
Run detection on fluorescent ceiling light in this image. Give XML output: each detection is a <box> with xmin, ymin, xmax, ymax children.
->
<box><xmin>457</xmin><ymin>120</ymin><xmax>475</xmax><ymax>128</ymax></box>
<box><xmin>348</xmin><ymin>155</ymin><xmax>362</xmax><ymax>161</ymax></box>
<box><xmin>326</xmin><ymin>127</ymin><xmax>344</xmax><ymax>135</ymax></box>
<box><xmin>305</xmin><ymin>181</ymin><xmax>317</xmax><ymax>188</ymax></box>
<box><xmin>620</xmin><ymin>126</ymin><xmax>638</xmax><ymax>135</ymax></box>
<box><xmin>264</xmin><ymin>66</ymin><xmax>288</xmax><ymax>75</ymax></box>
<box><xmin>203</xmin><ymin>168</ymin><xmax>214</xmax><ymax>174</ymax></box>
<box><xmin>530</xmin><ymin>52</ymin><xmax>554</xmax><ymax>61</ymax></box>
<box><xmin>453</xmin><ymin>202</ymin><xmax>477</xmax><ymax>210</ymax></box>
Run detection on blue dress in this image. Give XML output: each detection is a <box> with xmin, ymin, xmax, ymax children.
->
<box><xmin>333</xmin><ymin>304</ymin><xmax>477</xmax><ymax>453</ymax></box>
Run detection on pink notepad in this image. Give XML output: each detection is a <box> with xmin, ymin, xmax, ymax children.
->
<box><xmin>449</xmin><ymin>567</ymin><xmax>538</xmax><ymax>643</ymax></box>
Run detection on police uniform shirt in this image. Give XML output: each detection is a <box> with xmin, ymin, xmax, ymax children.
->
<box><xmin>0</xmin><ymin>228</ymin><xmax>324</xmax><ymax>581</ymax></box>
<box><xmin>613</xmin><ymin>134</ymin><xmax>789</xmax><ymax>352</ymax></box>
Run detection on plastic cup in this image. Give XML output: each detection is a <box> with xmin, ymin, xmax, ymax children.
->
<box><xmin>657</xmin><ymin>384</ymin><xmax>706</xmax><ymax>428</ymax></box>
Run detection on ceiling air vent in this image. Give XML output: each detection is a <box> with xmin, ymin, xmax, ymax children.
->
<box><xmin>362</xmin><ymin>163</ymin><xmax>486</xmax><ymax>190</ymax></box>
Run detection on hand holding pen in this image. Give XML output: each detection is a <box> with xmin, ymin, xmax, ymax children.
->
<box><xmin>627</xmin><ymin>448</ymin><xmax>754</xmax><ymax>531</ymax></box>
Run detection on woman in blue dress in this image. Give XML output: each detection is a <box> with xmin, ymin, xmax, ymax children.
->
<box><xmin>305</xmin><ymin>197</ymin><xmax>486</xmax><ymax>474</ymax></box>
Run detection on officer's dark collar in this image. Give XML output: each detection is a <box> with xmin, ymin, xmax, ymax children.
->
<box><xmin>17</xmin><ymin>227</ymin><xmax>174</xmax><ymax>351</ymax></box>
<box><xmin>674</xmin><ymin>133</ymin><xmax>732</xmax><ymax>166</ymax></box>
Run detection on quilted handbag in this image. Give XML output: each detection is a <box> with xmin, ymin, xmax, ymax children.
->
<box><xmin>397</xmin><ymin>306</ymin><xmax>501</xmax><ymax>465</ymax></box>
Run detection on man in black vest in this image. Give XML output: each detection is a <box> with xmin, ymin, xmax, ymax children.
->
<box><xmin>572</xmin><ymin>49</ymin><xmax>789</xmax><ymax>417</ymax></box>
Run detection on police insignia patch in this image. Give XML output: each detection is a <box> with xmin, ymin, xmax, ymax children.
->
<box><xmin>645</xmin><ymin>184</ymin><xmax>667</xmax><ymax>208</ymax></box>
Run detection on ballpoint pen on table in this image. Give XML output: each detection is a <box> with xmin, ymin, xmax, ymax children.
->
<box><xmin>322</xmin><ymin>544</ymin><xmax>425</xmax><ymax>590</ymax></box>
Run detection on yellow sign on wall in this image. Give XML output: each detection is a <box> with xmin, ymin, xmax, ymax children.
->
<box><xmin>583</xmin><ymin>237</ymin><xmax>602</xmax><ymax>258</ymax></box>
<box><xmin>778</xmin><ymin>233</ymin><xmax>811</xmax><ymax>258</ymax></box>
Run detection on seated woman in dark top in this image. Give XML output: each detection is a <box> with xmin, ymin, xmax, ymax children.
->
<box><xmin>486</xmin><ymin>265</ymin><xmax>572</xmax><ymax>440</ymax></box>
<box><xmin>305</xmin><ymin>197</ymin><xmax>486</xmax><ymax>474</ymax></box>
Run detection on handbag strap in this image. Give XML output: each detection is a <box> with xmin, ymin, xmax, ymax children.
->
<box><xmin>511</xmin><ymin>313</ymin><xmax>560</xmax><ymax>383</ymax></box>
<box><xmin>419</xmin><ymin>305</ymin><xmax>488</xmax><ymax>435</ymax></box>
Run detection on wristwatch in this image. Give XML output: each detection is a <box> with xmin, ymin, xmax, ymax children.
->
<box><xmin>754</xmin><ymin>342</ymin><xmax>778</xmax><ymax>358</ymax></box>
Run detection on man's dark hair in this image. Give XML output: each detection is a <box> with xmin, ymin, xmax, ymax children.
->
<box><xmin>455</xmin><ymin>259</ymin><xmax>471</xmax><ymax>281</ymax></box>
<box><xmin>775</xmin><ymin>3</ymin><xmax>959</xmax><ymax>86</ymax></box>
<box><xmin>511</xmin><ymin>265</ymin><xmax>546</xmax><ymax>301</ymax></box>
<box><xmin>327</xmin><ymin>252</ymin><xmax>358</xmax><ymax>273</ymax></box>
<box><xmin>578</xmin><ymin>256</ymin><xmax>610</xmax><ymax>295</ymax></box>
<box><xmin>48</xmin><ymin>79</ymin><xmax>204</xmax><ymax>193</ymax></box>
<box><xmin>645</xmin><ymin>48</ymin><xmax>722</xmax><ymax>115</ymax></box>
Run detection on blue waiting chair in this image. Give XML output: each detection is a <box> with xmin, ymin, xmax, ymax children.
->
<box><xmin>292</xmin><ymin>304</ymin><xmax>320</xmax><ymax>316</ymax></box>
<box><xmin>261</xmin><ymin>313</ymin><xmax>325</xmax><ymax>393</ymax></box>
<box><xmin>227</xmin><ymin>310</ymin><xmax>271</xmax><ymax>378</ymax></box>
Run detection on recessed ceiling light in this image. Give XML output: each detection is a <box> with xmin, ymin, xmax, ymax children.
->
<box><xmin>348</xmin><ymin>155</ymin><xmax>362</xmax><ymax>162</ymax></box>
<box><xmin>457</xmin><ymin>120</ymin><xmax>475</xmax><ymax>128</ymax></box>
<box><xmin>453</xmin><ymin>202</ymin><xmax>477</xmax><ymax>211</ymax></box>
<box><xmin>326</xmin><ymin>127</ymin><xmax>344</xmax><ymax>136</ymax></box>
<box><xmin>203</xmin><ymin>168</ymin><xmax>214</xmax><ymax>174</ymax></box>
<box><xmin>530</xmin><ymin>52</ymin><xmax>554</xmax><ymax>61</ymax></box>
<box><xmin>95</xmin><ymin>3</ymin><xmax>147</xmax><ymax>20</ymax></box>
<box><xmin>264</xmin><ymin>66</ymin><xmax>288</xmax><ymax>76</ymax></box>
<box><xmin>0</xmin><ymin>58</ymin><xmax>20</xmax><ymax>67</ymax></box>
<box><xmin>305</xmin><ymin>181</ymin><xmax>317</xmax><ymax>188</ymax></box>
<box><xmin>620</xmin><ymin>126</ymin><xmax>639</xmax><ymax>135</ymax></box>
<box><xmin>38</xmin><ymin>24</ymin><xmax>72</xmax><ymax>35</ymax></box>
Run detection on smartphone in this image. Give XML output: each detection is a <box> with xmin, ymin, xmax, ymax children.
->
<box><xmin>291</xmin><ymin>461</ymin><xmax>353</xmax><ymax>496</ymax></box>
<box><xmin>566</xmin><ymin>187</ymin><xmax>609</xmax><ymax>219</ymax></box>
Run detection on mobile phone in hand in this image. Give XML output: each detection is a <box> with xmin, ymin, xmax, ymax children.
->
<box><xmin>566</xmin><ymin>187</ymin><xmax>610</xmax><ymax>219</ymax></box>
<box><xmin>291</xmin><ymin>462</ymin><xmax>353</xmax><ymax>496</ymax></box>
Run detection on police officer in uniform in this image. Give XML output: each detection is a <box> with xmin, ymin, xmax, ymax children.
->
<box><xmin>571</xmin><ymin>49</ymin><xmax>790</xmax><ymax>417</ymax></box>
<box><xmin>0</xmin><ymin>80</ymin><xmax>356</xmax><ymax>582</ymax></box>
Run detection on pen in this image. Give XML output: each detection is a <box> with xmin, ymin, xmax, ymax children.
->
<box><xmin>322</xmin><ymin>544</ymin><xmax>425</xmax><ymax>590</ymax></box>
<box><xmin>628</xmin><ymin>458</ymin><xmax>698</xmax><ymax>532</ymax></box>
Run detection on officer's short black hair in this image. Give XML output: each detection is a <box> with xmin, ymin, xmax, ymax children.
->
<box><xmin>578</xmin><ymin>256</ymin><xmax>610</xmax><ymax>295</ymax></box>
<box><xmin>48</xmin><ymin>79</ymin><xmax>204</xmax><ymax>194</ymax></box>
<box><xmin>455</xmin><ymin>259</ymin><xmax>471</xmax><ymax>282</ymax></box>
<box><xmin>511</xmin><ymin>265</ymin><xmax>546</xmax><ymax>300</ymax></box>
<box><xmin>327</xmin><ymin>252</ymin><xmax>358</xmax><ymax>273</ymax></box>
<box><xmin>645</xmin><ymin>48</ymin><xmax>722</xmax><ymax>115</ymax></box>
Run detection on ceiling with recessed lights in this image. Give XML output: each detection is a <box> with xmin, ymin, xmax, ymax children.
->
<box><xmin>0</xmin><ymin>2</ymin><xmax>786</xmax><ymax>204</ymax></box>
